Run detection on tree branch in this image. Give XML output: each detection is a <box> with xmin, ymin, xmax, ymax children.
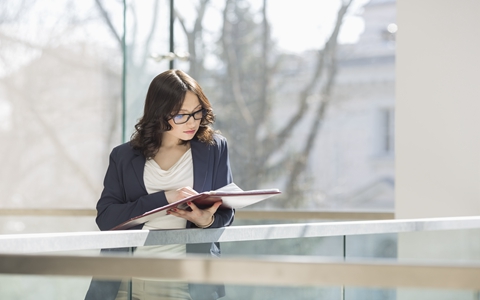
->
<box><xmin>175</xmin><ymin>0</ymin><xmax>209</xmax><ymax>78</ymax></box>
<box><xmin>140</xmin><ymin>0</ymin><xmax>160</xmax><ymax>71</ymax></box>
<box><xmin>261</xmin><ymin>0</ymin><xmax>351</xmax><ymax>162</ymax></box>
<box><xmin>94</xmin><ymin>0</ymin><xmax>122</xmax><ymax>49</ymax></box>
<box><xmin>221</xmin><ymin>0</ymin><xmax>254</xmax><ymax>125</ymax></box>
<box><xmin>282</xmin><ymin>0</ymin><xmax>352</xmax><ymax>207</ymax></box>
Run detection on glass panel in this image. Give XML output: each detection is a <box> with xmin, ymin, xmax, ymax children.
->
<box><xmin>124</xmin><ymin>0</ymin><xmax>172</xmax><ymax>141</ymax></box>
<box><xmin>346</xmin><ymin>233</ymin><xmax>397</xmax><ymax>260</ymax></box>
<box><xmin>221</xmin><ymin>236</ymin><xmax>344</xmax><ymax>299</ymax></box>
<box><xmin>346</xmin><ymin>228</ymin><xmax>480</xmax><ymax>300</ymax></box>
<box><xmin>0</xmin><ymin>216</ymin><xmax>97</xmax><ymax>234</ymax></box>
<box><xmin>1</xmin><ymin>272</ymin><xmax>478</xmax><ymax>300</ymax></box>
<box><xmin>345</xmin><ymin>233</ymin><xmax>397</xmax><ymax>300</ymax></box>
<box><xmin>0</xmin><ymin>274</ymin><xmax>93</xmax><ymax>300</ymax></box>
<box><xmin>396</xmin><ymin>289</ymin><xmax>480</xmax><ymax>300</ymax></box>
<box><xmin>0</xmin><ymin>274</ymin><xmax>341</xmax><ymax>300</ymax></box>
<box><xmin>167</xmin><ymin>0</ymin><xmax>395</xmax><ymax>211</ymax></box>
<box><xmin>222</xmin><ymin>236</ymin><xmax>344</xmax><ymax>257</ymax></box>
<box><xmin>0</xmin><ymin>0</ymin><xmax>123</xmax><ymax>233</ymax></box>
<box><xmin>398</xmin><ymin>229</ymin><xmax>480</xmax><ymax>264</ymax></box>
<box><xmin>345</xmin><ymin>287</ymin><xmax>396</xmax><ymax>300</ymax></box>
<box><xmin>223</xmin><ymin>285</ymin><xmax>341</xmax><ymax>300</ymax></box>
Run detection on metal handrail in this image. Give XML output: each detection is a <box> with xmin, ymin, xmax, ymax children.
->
<box><xmin>1</xmin><ymin>215</ymin><xmax>479</xmax><ymax>254</ymax></box>
<box><xmin>1</xmin><ymin>253</ymin><xmax>480</xmax><ymax>290</ymax></box>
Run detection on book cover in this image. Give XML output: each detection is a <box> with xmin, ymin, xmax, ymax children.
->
<box><xmin>111</xmin><ymin>183</ymin><xmax>281</xmax><ymax>230</ymax></box>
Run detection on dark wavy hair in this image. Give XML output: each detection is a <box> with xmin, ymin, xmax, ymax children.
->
<box><xmin>130</xmin><ymin>69</ymin><xmax>215</xmax><ymax>159</ymax></box>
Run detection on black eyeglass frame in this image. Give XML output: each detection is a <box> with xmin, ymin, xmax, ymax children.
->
<box><xmin>170</xmin><ymin>108</ymin><xmax>206</xmax><ymax>124</ymax></box>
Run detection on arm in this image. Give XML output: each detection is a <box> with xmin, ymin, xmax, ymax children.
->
<box><xmin>95</xmin><ymin>148</ymin><xmax>169</xmax><ymax>231</ymax></box>
<box><xmin>206</xmin><ymin>135</ymin><xmax>235</xmax><ymax>228</ymax></box>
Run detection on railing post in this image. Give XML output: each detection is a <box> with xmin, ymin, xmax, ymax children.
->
<box><xmin>128</xmin><ymin>247</ymin><xmax>134</xmax><ymax>300</ymax></box>
<box><xmin>342</xmin><ymin>235</ymin><xmax>346</xmax><ymax>300</ymax></box>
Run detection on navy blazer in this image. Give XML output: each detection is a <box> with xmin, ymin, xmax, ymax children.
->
<box><xmin>85</xmin><ymin>134</ymin><xmax>234</xmax><ymax>300</ymax></box>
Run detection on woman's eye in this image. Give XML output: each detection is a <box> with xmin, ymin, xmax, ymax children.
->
<box><xmin>173</xmin><ymin>114</ymin><xmax>185</xmax><ymax>121</ymax></box>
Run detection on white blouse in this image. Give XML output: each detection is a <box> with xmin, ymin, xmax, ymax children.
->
<box><xmin>136</xmin><ymin>149</ymin><xmax>193</xmax><ymax>256</ymax></box>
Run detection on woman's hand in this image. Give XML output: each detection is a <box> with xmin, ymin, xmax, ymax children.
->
<box><xmin>165</xmin><ymin>186</ymin><xmax>198</xmax><ymax>204</ymax></box>
<box><xmin>167</xmin><ymin>198</ymin><xmax>222</xmax><ymax>228</ymax></box>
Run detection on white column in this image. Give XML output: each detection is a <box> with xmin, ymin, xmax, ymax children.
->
<box><xmin>396</xmin><ymin>0</ymin><xmax>480</xmax><ymax>299</ymax></box>
<box><xmin>396</xmin><ymin>0</ymin><xmax>480</xmax><ymax>219</ymax></box>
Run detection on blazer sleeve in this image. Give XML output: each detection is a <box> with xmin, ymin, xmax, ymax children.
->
<box><xmin>95</xmin><ymin>147</ymin><xmax>170</xmax><ymax>231</ymax></box>
<box><xmin>196</xmin><ymin>135</ymin><xmax>235</xmax><ymax>229</ymax></box>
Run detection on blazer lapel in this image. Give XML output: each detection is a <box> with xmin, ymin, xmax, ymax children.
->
<box><xmin>131</xmin><ymin>149</ymin><xmax>147</xmax><ymax>193</ymax></box>
<box><xmin>191</xmin><ymin>139</ymin><xmax>210</xmax><ymax>192</ymax></box>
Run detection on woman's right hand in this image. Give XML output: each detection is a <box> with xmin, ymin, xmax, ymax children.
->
<box><xmin>165</xmin><ymin>186</ymin><xmax>198</xmax><ymax>204</ymax></box>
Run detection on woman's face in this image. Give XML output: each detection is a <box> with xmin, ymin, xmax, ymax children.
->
<box><xmin>163</xmin><ymin>91</ymin><xmax>203</xmax><ymax>144</ymax></box>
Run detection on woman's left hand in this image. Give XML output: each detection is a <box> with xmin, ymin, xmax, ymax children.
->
<box><xmin>167</xmin><ymin>200</ymin><xmax>222</xmax><ymax>228</ymax></box>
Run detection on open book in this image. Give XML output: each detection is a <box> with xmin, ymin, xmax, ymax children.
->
<box><xmin>111</xmin><ymin>183</ymin><xmax>281</xmax><ymax>230</ymax></box>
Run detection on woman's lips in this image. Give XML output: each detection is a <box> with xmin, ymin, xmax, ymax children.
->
<box><xmin>184</xmin><ymin>130</ymin><xmax>196</xmax><ymax>135</ymax></box>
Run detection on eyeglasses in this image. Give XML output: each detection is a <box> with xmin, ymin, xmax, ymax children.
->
<box><xmin>170</xmin><ymin>108</ymin><xmax>205</xmax><ymax>124</ymax></box>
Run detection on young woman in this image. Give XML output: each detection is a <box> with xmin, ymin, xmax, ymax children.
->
<box><xmin>86</xmin><ymin>69</ymin><xmax>234</xmax><ymax>300</ymax></box>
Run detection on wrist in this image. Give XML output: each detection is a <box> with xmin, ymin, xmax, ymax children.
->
<box><xmin>195</xmin><ymin>215</ymin><xmax>215</xmax><ymax>228</ymax></box>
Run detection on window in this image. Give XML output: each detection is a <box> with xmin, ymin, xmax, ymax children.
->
<box><xmin>379</xmin><ymin>107</ymin><xmax>395</xmax><ymax>155</ymax></box>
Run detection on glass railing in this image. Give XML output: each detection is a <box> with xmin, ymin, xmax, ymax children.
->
<box><xmin>1</xmin><ymin>215</ymin><xmax>480</xmax><ymax>299</ymax></box>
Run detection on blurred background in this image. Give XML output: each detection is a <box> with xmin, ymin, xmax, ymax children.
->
<box><xmin>0</xmin><ymin>0</ymin><xmax>395</xmax><ymax>234</ymax></box>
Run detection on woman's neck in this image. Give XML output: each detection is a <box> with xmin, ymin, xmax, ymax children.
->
<box><xmin>161</xmin><ymin>134</ymin><xmax>182</xmax><ymax>149</ymax></box>
<box><xmin>160</xmin><ymin>141</ymin><xmax>189</xmax><ymax>150</ymax></box>
<box><xmin>154</xmin><ymin>140</ymin><xmax>190</xmax><ymax>170</ymax></box>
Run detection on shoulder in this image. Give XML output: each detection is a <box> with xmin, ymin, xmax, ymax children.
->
<box><xmin>208</xmin><ymin>133</ymin><xmax>229</xmax><ymax>152</ymax></box>
<box><xmin>212</xmin><ymin>133</ymin><xmax>228</xmax><ymax>148</ymax></box>
<box><xmin>191</xmin><ymin>133</ymin><xmax>229</xmax><ymax>154</ymax></box>
<box><xmin>110</xmin><ymin>142</ymin><xmax>142</xmax><ymax>161</ymax></box>
<box><xmin>210</xmin><ymin>134</ymin><xmax>230</xmax><ymax>159</ymax></box>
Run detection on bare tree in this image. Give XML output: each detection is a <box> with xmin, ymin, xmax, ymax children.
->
<box><xmin>281</xmin><ymin>1</ymin><xmax>353</xmax><ymax>207</ymax></box>
<box><xmin>0</xmin><ymin>0</ymin><xmax>122</xmax><ymax>209</ymax></box>
<box><xmin>204</xmin><ymin>0</ymin><xmax>352</xmax><ymax>207</ymax></box>
<box><xmin>175</xmin><ymin>0</ymin><xmax>210</xmax><ymax>79</ymax></box>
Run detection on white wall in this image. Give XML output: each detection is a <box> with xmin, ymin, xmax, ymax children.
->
<box><xmin>396</xmin><ymin>0</ymin><xmax>480</xmax><ymax>219</ymax></box>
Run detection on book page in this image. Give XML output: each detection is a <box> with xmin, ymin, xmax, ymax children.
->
<box><xmin>213</xmin><ymin>182</ymin><xmax>243</xmax><ymax>193</ymax></box>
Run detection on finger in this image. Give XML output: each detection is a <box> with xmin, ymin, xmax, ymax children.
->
<box><xmin>175</xmin><ymin>191</ymin><xmax>192</xmax><ymax>201</ymax></box>
<box><xmin>181</xmin><ymin>186</ymin><xmax>197</xmax><ymax>194</ymax></box>
<box><xmin>183</xmin><ymin>186</ymin><xmax>198</xmax><ymax>195</ymax></box>
<box><xmin>167</xmin><ymin>208</ymin><xmax>186</xmax><ymax>217</ymax></box>
<box><xmin>178</xmin><ymin>187</ymin><xmax>197</xmax><ymax>198</ymax></box>
<box><xmin>186</xmin><ymin>201</ymin><xmax>199</xmax><ymax>211</ymax></box>
<box><xmin>167</xmin><ymin>207</ymin><xmax>199</xmax><ymax>224</ymax></box>
<box><xmin>205</xmin><ymin>201</ymin><xmax>222</xmax><ymax>214</ymax></box>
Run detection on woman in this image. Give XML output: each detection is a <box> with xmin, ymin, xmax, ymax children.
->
<box><xmin>85</xmin><ymin>69</ymin><xmax>234</xmax><ymax>300</ymax></box>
